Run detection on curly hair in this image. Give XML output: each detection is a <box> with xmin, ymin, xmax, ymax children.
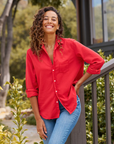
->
<box><xmin>30</xmin><ymin>6</ymin><xmax>64</xmax><ymax>57</ymax></box>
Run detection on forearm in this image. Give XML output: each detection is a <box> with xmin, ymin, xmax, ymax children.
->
<box><xmin>29</xmin><ymin>96</ymin><xmax>47</xmax><ymax>139</ymax></box>
<box><xmin>77</xmin><ymin>72</ymin><xmax>92</xmax><ymax>86</ymax></box>
<box><xmin>29</xmin><ymin>96</ymin><xmax>41</xmax><ymax>120</ymax></box>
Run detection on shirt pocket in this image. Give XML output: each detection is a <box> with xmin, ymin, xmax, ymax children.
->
<box><xmin>59</xmin><ymin>60</ymin><xmax>69</xmax><ymax>73</ymax></box>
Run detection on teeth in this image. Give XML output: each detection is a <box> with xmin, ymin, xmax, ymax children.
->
<box><xmin>46</xmin><ymin>26</ymin><xmax>53</xmax><ymax>28</ymax></box>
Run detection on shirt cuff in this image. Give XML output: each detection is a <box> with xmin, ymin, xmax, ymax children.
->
<box><xmin>86</xmin><ymin>67</ymin><xmax>101</xmax><ymax>74</ymax></box>
<box><xmin>26</xmin><ymin>89</ymin><xmax>38</xmax><ymax>98</ymax></box>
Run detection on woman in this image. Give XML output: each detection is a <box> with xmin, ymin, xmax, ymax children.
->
<box><xmin>26</xmin><ymin>6</ymin><xmax>104</xmax><ymax>144</ymax></box>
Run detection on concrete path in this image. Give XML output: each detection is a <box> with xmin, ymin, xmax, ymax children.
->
<box><xmin>1</xmin><ymin>120</ymin><xmax>42</xmax><ymax>144</ymax></box>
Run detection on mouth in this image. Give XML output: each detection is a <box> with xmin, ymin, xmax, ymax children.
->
<box><xmin>45</xmin><ymin>25</ymin><xmax>53</xmax><ymax>29</ymax></box>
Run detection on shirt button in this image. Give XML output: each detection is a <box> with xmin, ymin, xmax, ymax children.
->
<box><xmin>52</xmin><ymin>69</ymin><xmax>54</xmax><ymax>71</ymax></box>
<box><xmin>55</xmin><ymin>90</ymin><xmax>57</xmax><ymax>93</ymax></box>
<box><xmin>56</xmin><ymin>101</ymin><xmax>58</xmax><ymax>103</ymax></box>
<box><xmin>54</xmin><ymin>80</ymin><xmax>56</xmax><ymax>82</ymax></box>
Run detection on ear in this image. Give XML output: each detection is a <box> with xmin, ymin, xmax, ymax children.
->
<box><xmin>57</xmin><ymin>24</ymin><xmax>60</xmax><ymax>30</ymax></box>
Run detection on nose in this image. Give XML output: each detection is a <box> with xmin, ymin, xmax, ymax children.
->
<box><xmin>48</xmin><ymin>18</ymin><xmax>52</xmax><ymax>23</ymax></box>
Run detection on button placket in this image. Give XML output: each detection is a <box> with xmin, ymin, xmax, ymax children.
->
<box><xmin>52</xmin><ymin>68</ymin><xmax>57</xmax><ymax>94</ymax></box>
<box><xmin>52</xmin><ymin>66</ymin><xmax>59</xmax><ymax>106</ymax></box>
<box><xmin>52</xmin><ymin>50</ymin><xmax>59</xmax><ymax>106</ymax></box>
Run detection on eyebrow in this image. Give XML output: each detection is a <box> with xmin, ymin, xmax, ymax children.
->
<box><xmin>44</xmin><ymin>16</ymin><xmax>57</xmax><ymax>19</ymax></box>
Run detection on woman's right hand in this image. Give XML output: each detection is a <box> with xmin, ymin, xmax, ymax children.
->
<box><xmin>36</xmin><ymin>118</ymin><xmax>47</xmax><ymax>140</ymax></box>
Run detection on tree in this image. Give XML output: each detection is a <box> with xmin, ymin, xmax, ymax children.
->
<box><xmin>59</xmin><ymin>0</ymin><xmax>77</xmax><ymax>39</ymax></box>
<box><xmin>30</xmin><ymin>0</ymin><xmax>63</xmax><ymax>8</ymax></box>
<box><xmin>0</xmin><ymin>0</ymin><xmax>20</xmax><ymax>108</ymax></box>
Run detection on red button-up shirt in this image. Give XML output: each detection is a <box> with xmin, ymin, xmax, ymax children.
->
<box><xmin>26</xmin><ymin>38</ymin><xmax>104</xmax><ymax>119</ymax></box>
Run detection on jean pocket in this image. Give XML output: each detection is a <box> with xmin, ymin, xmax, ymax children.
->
<box><xmin>77</xmin><ymin>95</ymin><xmax>80</xmax><ymax>105</ymax></box>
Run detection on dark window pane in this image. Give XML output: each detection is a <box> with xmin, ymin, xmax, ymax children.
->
<box><xmin>91</xmin><ymin>0</ymin><xmax>103</xmax><ymax>44</ymax></box>
<box><xmin>103</xmin><ymin>0</ymin><xmax>114</xmax><ymax>42</ymax></box>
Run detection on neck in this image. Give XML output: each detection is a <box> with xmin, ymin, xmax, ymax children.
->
<box><xmin>44</xmin><ymin>33</ymin><xmax>56</xmax><ymax>49</ymax></box>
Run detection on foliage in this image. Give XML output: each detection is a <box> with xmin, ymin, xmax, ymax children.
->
<box><xmin>10</xmin><ymin>4</ymin><xmax>38</xmax><ymax>81</ymax></box>
<box><xmin>26</xmin><ymin>115</ymin><xmax>36</xmax><ymax>125</ymax></box>
<box><xmin>6</xmin><ymin>78</ymin><xmax>31</xmax><ymax>110</ymax></box>
<box><xmin>84</xmin><ymin>49</ymin><xmax>114</xmax><ymax>143</ymax></box>
<box><xmin>0</xmin><ymin>86</ymin><xmax>3</xmax><ymax>90</ymax></box>
<box><xmin>0</xmin><ymin>0</ymin><xmax>5</xmax><ymax>15</ymax></box>
<box><xmin>0</xmin><ymin>125</ymin><xmax>13</xmax><ymax>144</ymax></box>
<box><xmin>0</xmin><ymin>78</ymin><xmax>43</xmax><ymax>143</ymax></box>
<box><xmin>0</xmin><ymin>103</ymin><xmax>11</xmax><ymax>143</ymax></box>
<box><xmin>29</xmin><ymin>0</ymin><xmax>63</xmax><ymax>8</ymax></box>
<box><xmin>4</xmin><ymin>77</ymin><xmax>29</xmax><ymax>144</ymax></box>
<box><xmin>59</xmin><ymin>0</ymin><xmax>77</xmax><ymax>39</ymax></box>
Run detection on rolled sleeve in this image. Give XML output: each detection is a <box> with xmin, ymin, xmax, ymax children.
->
<box><xmin>86</xmin><ymin>58</ymin><xmax>104</xmax><ymax>74</ymax></box>
<box><xmin>26</xmin><ymin>89</ymin><xmax>38</xmax><ymax>98</ymax></box>
<box><xmin>26</xmin><ymin>50</ymin><xmax>38</xmax><ymax>98</ymax></box>
<box><xmin>72</xmin><ymin>39</ymin><xmax>105</xmax><ymax>74</ymax></box>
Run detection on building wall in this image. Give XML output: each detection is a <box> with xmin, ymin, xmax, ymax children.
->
<box><xmin>73</xmin><ymin>0</ymin><xmax>114</xmax><ymax>56</ymax></box>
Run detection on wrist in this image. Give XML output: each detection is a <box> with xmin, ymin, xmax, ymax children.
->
<box><xmin>76</xmin><ymin>81</ymin><xmax>82</xmax><ymax>87</ymax></box>
<box><xmin>35</xmin><ymin>115</ymin><xmax>42</xmax><ymax>121</ymax></box>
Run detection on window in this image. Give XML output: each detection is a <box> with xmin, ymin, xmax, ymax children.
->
<box><xmin>104</xmin><ymin>0</ymin><xmax>114</xmax><ymax>42</ymax></box>
<box><xmin>90</xmin><ymin>0</ymin><xmax>114</xmax><ymax>44</ymax></box>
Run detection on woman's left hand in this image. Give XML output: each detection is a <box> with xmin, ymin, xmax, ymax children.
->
<box><xmin>74</xmin><ymin>82</ymin><xmax>81</xmax><ymax>96</ymax></box>
<box><xmin>74</xmin><ymin>72</ymin><xmax>92</xmax><ymax>95</ymax></box>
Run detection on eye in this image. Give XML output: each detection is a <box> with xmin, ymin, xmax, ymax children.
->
<box><xmin>44</xmin><ymin>18</ymin><xmax>48</xmax><ymax>20</ymax></box>
<box><xmin>52</xmin><ymin>19</ymin><xmax>56</xmax><ymax>21</ymax></box>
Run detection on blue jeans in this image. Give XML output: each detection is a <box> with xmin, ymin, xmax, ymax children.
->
<box><xmin>42</xmin><ymin>95</ymin><xmax>81</xmax><ymax>144</ymax></box>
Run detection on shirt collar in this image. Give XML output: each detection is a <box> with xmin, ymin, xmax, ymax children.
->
<box><xmin>41</xmin><ymin>35</ymin><xmax>63</xmax><ymax>51</ymax></box>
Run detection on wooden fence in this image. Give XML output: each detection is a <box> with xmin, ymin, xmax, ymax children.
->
<box><xmin>66</xmin><ymin>59</ymin><xmax>114</xmax><ymax>144</ymax></box>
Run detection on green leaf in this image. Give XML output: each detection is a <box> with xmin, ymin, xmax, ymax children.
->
<box><xmin>0</xmin><ymin>86</ymin><xmax>3</xmax><ymax>90</ymax></box>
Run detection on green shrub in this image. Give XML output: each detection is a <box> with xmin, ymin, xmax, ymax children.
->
<box><xmin>2</xmin><ymin>77</ymin><xmax>43</xmax><ymax>144</ymax></box>
<box><xmin>4</xmin><ymin>77</ymin><xmax>29</xmax><ymax>144</ymax></box>
<box><xmin>6</xmin><ymin>78</ymin><xmax>31</xmax><ymax>110</ymax></box>
<box><xmin>0</xmin><ymin>125</ymin><xmax>12</xmax><ymax>144</ymax></box>
<box><xmin>26</xmin><ymin>115</ymin><xmax>36</xmax><ymax>125</ymax></box>
<box><xmin>84</xmin><ymin>49</ymin><xmax>114</xmax><ymax>143</ymax></box>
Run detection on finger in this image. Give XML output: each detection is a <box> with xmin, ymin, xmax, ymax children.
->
<box><xmin>39</xmin><ymin>134</ymin><xmax>46</xmax><ymax>140</ymax></box>
<box><xmin>37</xmin><ymin>130</ymin><xmax>41</xmax><ymax>136</ymax></box>
<box><xmin>38</xmin><ymin>130</ymin><xmax>47</xmax><ymax>140</ymax></box>
<box><xmin>41</xmin><ymin>128</ymin><xmax>47</xmax><ymax>139</ymax></box>
<box><xmin>41</xmin><ymin>134</ymin><xmax>47</xmax><ymax>140</ymax></box>
<box><xmin>43</xmin><ymin>123</ymin><xmax>47</xmax><ymax>134</ymax></box>
<box><xmin>76</xmin><ymin>90</ymin><xmax>79</xmax><ymax>95</ymax></box>
<box><xmin>77</xmin><ymin>91</ymin><xmax>79</xmax><ymax>95</ymax></box>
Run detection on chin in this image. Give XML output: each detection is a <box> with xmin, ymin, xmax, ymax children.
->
<box><xmin>45</xmin><ymin>31</ymin><xmax>56</xmax><ymax>34</ymax></box>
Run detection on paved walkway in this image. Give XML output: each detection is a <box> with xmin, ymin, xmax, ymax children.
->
<box><xmin>1</xmin><ymin>120</ymin><xmax>42</xmax><ymax>144</ymax></box>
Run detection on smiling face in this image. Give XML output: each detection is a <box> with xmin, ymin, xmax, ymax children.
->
<box><xmin>42</xmin><ymin>10</ymin><xmax>59</xmax><ymax>35</ymax></box>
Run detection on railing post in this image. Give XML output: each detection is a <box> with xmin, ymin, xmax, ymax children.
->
<box><xmin>92</xmin><ymin>81</ymin><xmax>98</xmax><ymax>144</ymax></box>
<box><xmin>65</xmin><ymin>133</ymin><xmax>71</xmax><ymax>144</ymax></box>
<box><xmin>105</xmin><ymin>73</ymin><xmax>111</xmax><ymax>144</ymax></box>
<box><xmin>66</xmin><ymin>85</ymin><xmax>86</xmax><ymax>144</ymax></box>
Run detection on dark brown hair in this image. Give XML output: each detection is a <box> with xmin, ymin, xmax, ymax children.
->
<box><xmin>30</xmin><ymin>6</ymin><xmax>64</xmax><ymax>57</ymax></box>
